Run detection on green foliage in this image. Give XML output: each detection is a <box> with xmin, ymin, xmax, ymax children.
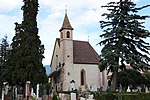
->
<box><xmin>99</xmin><ymin>0</ymin><xmax>150</xmax><ymax>91</ymax></box>
<box><xmin>104</xmin><ymin>92</ymin><xmax>116</xmax><ymax>100</ymax></box>
<box><xmin>122</xmin><ymin>93</ymin><xmax>138</xmax><ymax>100</ymax></box>
<box><xmin>31</xmin><ymin>96</ymin><xmax>36</xmax><ymax>100</ymax></box>
<box><xmin>52</xmin><ymin>92</ymin><xmax>60</xmax><ymax>100</ymax></box>
<box><xmin>0</xmin><ymin>35</ymin><xmax>10</xmax><ymax>69</ymax></box>
<box><xmin>6</xmin><ymin>91</ymin><xmax>13</xmax><ymax>100</ymax></box>
<box><xmin>118</xmin><ymin>69</ymin><xmax>146</xmax><ymax>90</ymax></box>
<box><xmin>0</xmin><ymin>35</ymin><xmax>9</xmax><ymax>63</ymax></box>
<box><xmin>38</xmin><ymin>83</ymin><xmax>51</xmax><ymax>96</ymax></box>
<box><xmin>99</xmin><ymin>0</ymin><xmax>150</xmax><ymax>72</ymax></box>
<box><xmin>4</xmin><ymin>0</ymin><xmax>48</xmax><ymax>88</ymax></box>
<box><xmin>122</xmin><ymin>93</ymin><xmax>150</xmax><ymax>100</ymax></box>
<box><xmin>143</xmin><ymin>72</ymin><xmax>150</xmax><ymax>87</ymax></box>
<box><xmin>93</xmin><ymin>92</ymin><xmax>117</xmax><ymax>100</ymax></box>
<box><xmin>45</xmin><ymin>83</ymin><xmax>50</xmax><ymax>95</ymax></box>
<box><xmin>0</xmin><ymin>35</ymin><xmax>10</xmax><ymax>93</ymax></box>
<box><xmin>93</xmin><ymin>92</ymin><xmax>150</xmax><ymax>100</ymax></box>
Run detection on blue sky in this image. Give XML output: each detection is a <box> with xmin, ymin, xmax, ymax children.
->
<box><xmin>0</xmin><ymin>0</ymin><xmax>150</xmax><ymax>65</ymax></box>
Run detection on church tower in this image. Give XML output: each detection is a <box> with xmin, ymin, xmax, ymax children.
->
<box><xmin>59</xmin><ymin>12</ymin><xmax>74</xmax><ymax>63</ymax></box>
<box><xmin>59</xmin><ymin>12</ymin><xmax>74</xmax><ymax>91</ymax></box>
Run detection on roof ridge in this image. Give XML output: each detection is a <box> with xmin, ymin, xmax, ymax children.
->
<box><xmin>73</xmin><ymin>40</ymin><xmax>89</xmax><ymax>43</ymax></box>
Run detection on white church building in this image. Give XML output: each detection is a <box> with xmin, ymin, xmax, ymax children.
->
<box><xmin>49</xmin><ymin>13</ymin><xmax>107</xmax><ymax>91</ymax></box>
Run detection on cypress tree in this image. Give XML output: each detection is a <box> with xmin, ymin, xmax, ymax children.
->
<box><xmin>5</xmin><ymin>0</ymin><xmax>47</xmax><ymax>88</ymax></box>
<box><xmin>0</xmin><ymin>35</ymin><xmax>10</xmax><ymax>95</ymax></box>
<box><xmin>99</xmin><ymin>0</ymin><xmax>150</xmax><ymax>91</ymax></box>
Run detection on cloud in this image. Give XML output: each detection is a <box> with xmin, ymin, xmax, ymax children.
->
<box><xmin>0</xmin><ymin>0</ymin><xmax>149</xmax><ymax>65</ymax></box>
<box><xmin>38</xmin><ymin>0</ymin><xmax>149</xmax><ymax>65</ymax></box>
<box><xmin>0</xmin><ymin>0</ymin><xmax>23</xmax><ymax>12</ymax></box>
<box><xmin>38</xmin><ymin>12</ymin><xmax>62</xmax><ymax>64</ymax></box>
<box><xmin>0</xmin><ymin>14</ymin><xmax>22</xmax><ymax>42</ymax></box>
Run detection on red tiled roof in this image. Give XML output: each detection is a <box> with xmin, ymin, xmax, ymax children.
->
<box><xmin>51</xmin><ymin>39</ymin><xmax>99</xmax><ymax>65</ymax></box>
<box><xmin>73</xmin><ymin>40</ymin><xmax>99</xmax><ymax>64</ymax></box>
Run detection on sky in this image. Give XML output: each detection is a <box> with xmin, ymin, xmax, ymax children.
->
<box><xmin>0</xmin><ymin>0</ymin><xmax>150</xmax><ymax>65</ymax></box>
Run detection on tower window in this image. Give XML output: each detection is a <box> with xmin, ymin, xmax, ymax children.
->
<box><xmin>66</xmin><ymin>31</ymin><xmax>70</xmax><ymax>38</ymax></box>
<box><xmin>81</xmin><ymin>69</ymin><xmax>86</xmax><ymax>86</ymax></box>
<box><xmin>61</xmin><ymin>32</ymin><xmax>63</xmax><ymax>39</ymax></box>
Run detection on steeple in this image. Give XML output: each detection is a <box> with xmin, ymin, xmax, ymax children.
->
<box><xmin>59</xmin><ymin>12</ymin><xmax>74</xmax><ymax>32</ymax></box>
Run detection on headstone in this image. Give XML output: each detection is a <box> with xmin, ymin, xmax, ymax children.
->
<box><xmin>119</xmin><ymin>85</ymin><xmax>122</xmax><ymax>93</ymax></box>
<box><xmin>2</xmin><ymin>88</ymin><xmax>4</xmax><ymax>100</ymax></box>
<box><xmin>15</xmin><ymin>87</ymin><xmax>17</xmax><ymax>98</ymax></box>
<box><xmin>91</xmin><ymin>86</ymin><xmax>93</xmax><ymax>91</ymax></box>
<box><xmin>36</xmin><ymin>84</ymin><xmax>39</xmax><ymax>100</ymax></box>
<box><xmin>87</xmin><ymin>99</ymin><xmax>94</xmax><ymax>100</ymax></box>
<box><xmin>127</xmin><ymin>86</ymin><xmax>130</xmax><ymax>92</ymax></box>
<box><xmin>137</xmin><ymin>86</ymin><xmax>142</xmax><ymax>92</ymax></box>
<box><xmin>87</xmin><ymin>84</ymin><xmax>90</xmax><ymax>91</ymax></box>
<box><xmin>59</xmin><ymin>93</ymin><xmax>62</xmax><ymax>98</ymax></box>
<box><xmin>5</xmin><ymin>85</ymin><xmax>9</xmax><ymax>95</ymax></box>
<box><xmin>90</xmin><ymin>85</ymin><xmax>97</xmax><ymax>91</ymax></box>
<box><xmin>145</xmin><ymin>86</ymin><xmax>149</xmax><ymax>93</ymax></box>
<box><xmin>71</xmin><ymin>93</ymin><xmax>76</xmax><ymax>100</ymax></box>
<box><xmin>31</xmin><ymin>88</ymin><xmax>34</xmax><ymax>96</ymax></box>
<box><xmin>25</xmin><ymin>81</ymin><xmax>30</xmax><ymax>100</ymax></box>
<box><xmin>93</xmin><ymin>85</ymin><xmax>97</xmax><ymax>91</ymax></box>
<box><xmin>80</xmin><ymin>97</ymin><xmax>86</xmax><ymax>100</ymax></box>
<box><xmin>88</xmin><ymin>95</ymin><xmax>93</xmax><ymax>99</ymax></box>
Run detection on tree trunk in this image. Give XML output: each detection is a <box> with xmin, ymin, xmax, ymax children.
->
<box><xmin>111</xmin><ymin>66</ymin><xmax>118</xmax><ymax>91</ymax></box>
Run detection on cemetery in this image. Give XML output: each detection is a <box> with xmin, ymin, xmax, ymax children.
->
<box><xmin>1</xmin><ymin>80</ymin><xmax>150</xmax><ymax>100</ymax></box>
<box><xmin>0</xmin><ymin>0</ymin><xmax>150</xmax><ymax>100</ymax></box>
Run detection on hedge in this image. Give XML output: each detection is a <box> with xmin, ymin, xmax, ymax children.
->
<box><xmin>93</xmin><ymin>92</ymin><xmax>150</xmax><ymax>100</ymax></box>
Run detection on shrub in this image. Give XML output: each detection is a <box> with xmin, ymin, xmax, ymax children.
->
<box><xmin>52</xmin><ymin>92</ymin><xmax>60</xmax><ymax>100</ymax></box>
<box><xmin>93</xmin><ymin>92</ymin><xmax>150</xmax><ymax>100</ymax></box>
<box><xmin>93</xmin><ymin>92</ymin><xmax>116</xmax><ymax>100</ymax></box>
<box><xmin>103</xmin><ymin>92</ymin><xmax>116</xmax><ymax>100</ymax></box>
<box><xmin>31</xmin><ymin>96</ymin><xmax>36</xmax><ymax>100</ymax></box>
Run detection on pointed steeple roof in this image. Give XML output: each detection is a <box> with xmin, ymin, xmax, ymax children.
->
<box><xmin>59</xmin><ymin>13</ymin><xmax>74</xmax><ymax>31</ymax></box>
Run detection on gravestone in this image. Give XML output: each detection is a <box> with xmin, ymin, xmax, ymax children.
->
<box><xmin>127</xmin><ymin>86</ymin><xmax>130</xmax><ymax>92</ymax></box>
<box><xmin>25</xmin><ymin>81</ymin><xmax>30</xmax><ymax>100</ymax></box>
<box><xmin>80</xmin><ymin>97</ymin><xmax>86</xmax><ymax>100</ymax></box>
<box><xmin>137</xmin><ymin>86</ymin><xmax>142</xmax><ymax>92</ymax></box>
<box><xmin>36</xmin><ymin>84</ymin><xmax>39</xmax><ymax>100</ymax></box>
<box><xmin>2</xmin><ymin>88</ymin><xmax>4</xmax><ymax>100</ymax></box>
<box><xmin>71</xmin><ymin>93</ymin><xmax>76</xmax><ymax>100</ymax></box>
<box><xmin>87</xmin><ymin>94</ymin><xmax>94</xmax><ymax>100</ymax></box>
<box><xmin>145</xmin><ymin>87</ymin><xmax>149</xmax><ymax>93</ymax></box>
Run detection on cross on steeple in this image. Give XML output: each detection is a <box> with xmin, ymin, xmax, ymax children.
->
<box><xmin>65</xmin><ymin>5</ymin><xmax>67</xmax><ymax>14</ymax></box>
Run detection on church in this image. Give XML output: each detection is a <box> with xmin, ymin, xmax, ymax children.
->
<box><xmin>49</xmin><ymin>12</ymin><xmax>107</xmax><ymax>91</ymax></box>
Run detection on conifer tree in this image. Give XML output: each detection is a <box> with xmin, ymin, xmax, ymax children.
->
<box><xmin>0</xmin><ymin>35</ymin><xmax>9</xmax><ymax>95</ymax></box>
<box><xmin>99</xmin><ymin>0</ymin><xmax>150</xmax><ymax>91</ymax></box>
<box><xmin>5</xmin><ymin>0</ymin><xmax>47</xmax><ymax>88</ymax></box>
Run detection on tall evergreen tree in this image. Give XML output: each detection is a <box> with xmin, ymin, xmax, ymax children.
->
<box><xmin>99</xmin><ymin>0</ymin><xmax>150</xmax><ymax>91</ymax></box>
<box><xmin>0</xmin><ymin>35</ymin><xmax>10</xmax><ymax>95</ymax></box>
<box><xmin>5</xmin><ymin>0</ymin><xmax>47</xmax><ymax>88</ymax></box>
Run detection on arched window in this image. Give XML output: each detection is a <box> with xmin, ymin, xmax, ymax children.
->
<box><xmin>81</xmin><ymin>69</ymin><xmax>86</xmax><ymax>86</ymax></box>
<box><xmin>61</xmin><ymin>32</ymin><xmax>63</xmax><ymax>39</ymax></box>
<box><xmin>66</xmin><ymin>31</ymin><xmax>70</xmax><ymax>38</ymax></box>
